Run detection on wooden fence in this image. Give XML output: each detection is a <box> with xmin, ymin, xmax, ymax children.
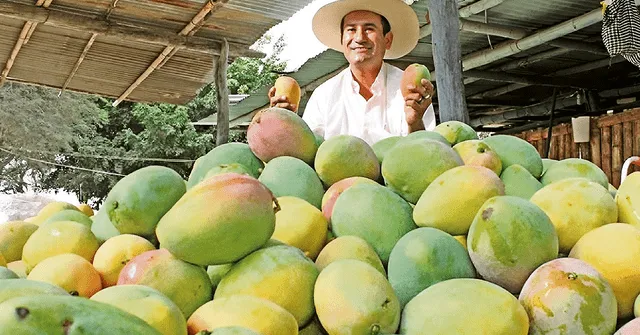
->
<box><xmin>514</xmin><ymin>108</ymin><xmax>640</xmax><ymax>188</ymax></box>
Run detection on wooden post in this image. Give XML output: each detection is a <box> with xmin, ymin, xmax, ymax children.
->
<box><xmin>428</xmin><ymin>0</ymin><xmax>469</xmax><ymax>123</ymax></box>
<box><xmin>216</xmin><ymin>38</ymin><xmax>230</xmax><ymax>146</ymax></box>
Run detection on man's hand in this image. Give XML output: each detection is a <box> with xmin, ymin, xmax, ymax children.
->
<box><xmin>404</xmin><ymin>78</ymin><xmax>434</xmax><ymax>132</ymax></box>
<box><xmin>268</xmin><ymin>87</ymin><xmax>298</xmax><ymax>112</ymax></box>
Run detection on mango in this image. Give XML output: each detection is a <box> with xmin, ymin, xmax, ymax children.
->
<box><xmin>400</xmin><ymin>278</ymin><xmax>529</xmax><ymax>335</ymax></box>
<box><xmin>117</xmin><ymin>248</ymin><xmax>212</xmax><ymax>318</ymax></box>
<box><xmin>156</xmin><ymin>173</ymin><xmax>277</xmax><ymax>266</ymax></box>
<box><xmin>315</xmin><ymin>235</ymin><xmax>386</xmax><ymax>275</ymax></box>
<box><xmin>371</xmin><ymin>136</ymin><xmax>402</xmax><ymax>163</ymax></box>
<box><xmin>0</xmin><ymin>221</ymin><xmax>38</xmax><ymax>262</ymax></box>
<box><xmin>187</xmin><ymin>295</ymin><xmax>297</xmax><ymax>335</ymax></box>
<box><xmin>215</xmin><ymin>244</ymin><xmax>319</xmax><ymax>326</ymax></box>
<box><xmin>314</xmin><ymin>259</ymin><xmax>400</xmax><ymax>335</ymax></box>
<box><xmin>388</xmin><ymin>227</ymin><xmax>476</xmax><ymax>308</ymax></box>
<box><xmin>274</xmin><ymin>76</ymin><xmax>302</xmax><ymax>111</ymax></box>
<box><xmin>210</xmin><ymin>327</ymin><xmax>260</xmax><ymax>335</ymax></box>
<box><xmin>569</xmin><ymin>223</ymin><xmax>640</xmax><ymax>318</ymax></box>
<box><xmin>433</xmin><ymin>121</ymin><xmax>478</xmax><ymax>145</ymax></box>
<box><xmin>413</xmin><ymin>165</ymin><xmax>505</xmax><ymax>235</ymax></box>
<box><xmin>0</xmin><ymin>279</ymin><xmax>68</xmax><ymax>304</ymax></box>
<box><xmin>616</xmin><ymin>319</ymin><xmax>640</xmax><ymax>335</ymax></box>
<box><xmin>247</xmin><ymin>107</ymin><xmax>318</xmax><ymax>165</ymax></box>
<box><xmin>206</xmin><ymin>264</ymin><xmax>233</xmax><ymax>290</ymax></box>
<box><xmin>467</xmin><ymin>196</ymin><xmax>559</xmax><ymax>293</ymax></box>
<box><xmin>187</xmin><ymin>142</ymin><xmax>264</xmax><ymax>188</ymax></box>
<box><xmin>500</xmin><ymin>164</ymin><xmax>543</xmax><ymax>199</ymax></box>
<box><xmin>314</xmin><ymin>134</ymin><xmax>380</xmax><ymax>187</ymax></box>
<box><xmin>331</xmin><ymin>183</ymin><xmax>416</xmax><ymax>264</ymax></box>
<box><xmin>541</xmin><ymin>158</ymin><xmax>609</xmax><ymax>188</ymax></box>
<box><xmin>0</xmin><ymin>295</ymin><xmax>161</xmax><ymax>334</ymax></box>
<box><xmin>453</xmin><ymin>139</ymin><xmax>502</xmax><ymax>176</ymax></box>
<box><xmin>0</xmin><ymin>267</ymin><xmax>18</xmax><ymax>279</ymax></box>
<box><xmin>530</xmin><ymin>178</ymin><xmax>618</xmax><ymax>253</ymax></box>
<box><xmin>76</xmin><ymin>203</ymin><xmax>94</xmax><ymax>217</ymax></box>
<box><xmin>400</xmin><ymin>63</ymin><xmax>431</xmax><ymax>98</ymax></box>
<box><xmin>616</xmin><ymin>172</ymin><xmax>640</xmax><ymax>227</ymax></box>
<box><xmin>42</xmin><ymin>209</ymin><xmax>92</xmax><ymax>228</ymax></box>
<box><xmin>314</xmin><ymin>132</ymin><xmax>325</xmax><ymax>147</ymax></box>
<box><xmin>541</xmin><ymin>158</ymin><xmax>557</xmax><ymax>176</ymax></box>
<box><xmin>0</xmin><ymin>253</ymin><xmax>5</xmax><ymax>267</ymax></box>
<box><xmin>258</xmin><ymin>156</ymin><xmax>325</xmax><ymax>209</ymax></box>
<box><xmin>91</xmin><ymin>284</ymin><xmax>187</xmax><ymax>335</ymax></box>
<box><xmin>7</xmin><ymin>261</ymin><xmax>27</xmax><ymax>279</ymax></box>
<box><xmin>22</xmin><ymin>220</ymin><xmax>100</xmax><ymax>272</ymax></box>
<box><xmin>483</xmin><ymin>134</ymin><xmax>544</xmax><ymax>178</ymax></box>
<box><xmin>403</xmin><ymin>130</ymin><xmax>450</xmax><ymax>146</ymax></box>
<box><xmin>382</xmin><ymin>138</ymin><xmax>463</xmax><ymax>204</ymax></box>
<box><xmin>90</xmin><ymin>208</ymin><xmax>121</xmax><ymax>244</ymax></box>
<box><xmin>204</xmin><ymin>163</ymin><xmax>252</xmax><ymax>180</ymax></box>
<box><xmin>272</xmin><ymin>196</ymin><xmax>328</xmax><ymax>260</ymax></box>
<box><xmin>30</xmin><ymin>201</ymin><xmax>80</xmax><ymax>225</ymax></box>
<box><xmin>608</xmin><ymin>183</ymin><xmax>617</xmax><ymax>198</ymax></box>
<box><xmin>27</xmin><ymin>253</ymin><xmax>102</xmax><ymax>298</ymax></box>
<box><xmin>103</xmin><ymin>165</ymin><xmax>186</xmax><ymax>237</ymax></box>
<box><xmin>519</xmin><ymin>258</ymin><xmax>617</xmax><ymax>335</ymax></box>
<box><xmin>320</xmin><ymin>176</ymin><xmax>379</xmax><ymax>225</ymax></box>
<box><xmin>92</xmin><ymin>234</ymin><xmax>156</xmax><ymax>287</ymax></box>
<box><xmin>299</xmin><ymin>318</ymin><xmax>327</xmax><ymax>335</ymax></box>
<box><xmin>453</xmin><ymin>235</ymin><xmax>467</xmax><ymax>250</ymax></box>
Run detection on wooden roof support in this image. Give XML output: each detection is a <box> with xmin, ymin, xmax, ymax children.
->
<box><xmin>0</xmin><ymin>2</ymin><xmax>263</xmax><ymax>58</ymax></box>
<box><xmin>105</xmin><ymin>0</ymin><xmax>120</xmax><ymax>20</ymax></box>
<box><xmin>59</xmin><ymin>33</ymin><xmax>98</xmax><ymax>96</ymax></box>
<box><xmin>216</xmin><ymin>39</ymin><xmax>230</xmax><ymax>146</ymax></box>
<box><xmin>112</xmin><ymin>0</ymin><xmax>229</xmax><ymax>106</ymax></box>
<box><xmin>24</xmin><ymin>0</ymin><xmax>53</xmax><ymax>44</ymax></box>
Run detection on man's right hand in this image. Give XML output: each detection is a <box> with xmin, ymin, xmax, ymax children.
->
<box><xmin>268</xmin><ymin>87</ymin><xmax>297</xmax><ymax>112</ymax></box>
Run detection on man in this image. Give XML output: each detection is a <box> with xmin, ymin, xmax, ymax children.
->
<box><xmin>268</xmin><ymin>0</ymin><xmax>436</xmax><ymax>146</ymax></box>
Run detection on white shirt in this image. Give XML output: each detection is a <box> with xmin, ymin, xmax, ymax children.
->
<box><xmin>302</xmin><ymin>62</ymin><xmax>436</xmax><ymax>146</ymax></box>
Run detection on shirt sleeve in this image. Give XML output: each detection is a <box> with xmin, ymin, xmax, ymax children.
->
<box><xmin>301</xmin><ymin>90</ymin><xmax>325</xmax><ymax>138</ymax></box>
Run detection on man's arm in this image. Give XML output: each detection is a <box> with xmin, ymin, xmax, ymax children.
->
<box><xmin>403</xmin><ymin>79</ymin><xmax>435</xmax><ymax>133</ymax></box>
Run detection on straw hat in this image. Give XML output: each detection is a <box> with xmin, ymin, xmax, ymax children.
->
<box><xmin>311</xmin><ymin>0</ymin><xmax>420</xmax><ymax>59</ymax></box>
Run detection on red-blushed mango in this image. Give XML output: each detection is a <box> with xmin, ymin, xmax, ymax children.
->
<box><xmin>92</xmin><ymin>234</ymin><xmax>156</xmax><ymax>288</ymax></box>
<box><xmin>616</xmin><ymin>318</ymin><xmax>640</xmax><ymax>335</ymax></box>
<box><xmin>247</xmin><ymin>107</ymin><xmax>318</xmax><ymax>165</ymax></box>
<box><xmin>258</xmin><ymin>156</ymin><xmax>325</xmax><ymax>209</ymax></box>
<box><xmin>541</xmin><ymin>158</ymin><xmax>609</xmax><ymax>188</ymax></box>
<box><xmin>156</xmin><ymin>173</ymin><xmax>277</xmax><ymax>266</ymax></box>
<box><xmin>483</xmin><ymin>134</ymin><xmax>544</xmax><ymax>178</ymax></box>
<box><xmin>320</xmin><ymin>176</ymin><xmax>379</xmax><ymax>225</ymax></box>
<box><xmin>0</xmin><ymin>221</ymin><xmax>38</xmax><ymax>263</ymax></box>
<box><xmin>274</xmin><ymin>76</ymin><xmax>301</xmax><ymax>112</ymax></box>
<box><xmin>433</xmin><ymin>121</ymin><xmax>478</xmax><ymax>146</ymax></box>
<box><xmin>388</xmin><ymin>227</ymin><xmax>476</xmax><ymax>308</ymax></box>
<box><xmin>27</xmin><ymin>253</ymin><xmax>102</xmax><ymax>298</ymax></box>
<box><xmin>530</xmin><ymin>178</ymin><xmax>618</xmax><ymax>253</ymax></box>
<box><xmin>214</xmin><ymin>244</ymin><xmax>319</xmax><ymax>327</ymax></box>
<box><xmin>187</xmin><ymin>295</ymin><xmax>297</xmax><ymax>335</ymax></box>
<box><xmin>331</xmin><ymin>183</ymin><xmax>417</xmax><ymax>264</ymax></box>
<box><xmin>467</xmin><ymin>196</ymin><xmax>558</xmax><ymax>294</ymax></box>
<box><xmin>519</xmin><ymin>258</ymin><xmax>617</xmax><ymax>335</ymax></box>
<box><xmin>315</xmin><ymin>235</ymin><xmax>386</xmax><ymax>276</ymax></box>
<box><xmin>117</xmin><ymin>248</ymin><xmax>212</xmax><ymax>319</ymax></box>
<box><xmin>453</xmin><ymin>139</ymin><xmax>502</xmax><ymax>176</ymax></box>
<box><xmin>187</xmin><ymin>143</ymin><xmax>264</xmax><ymax>189</ymax></box>
<box><xmin>400</xmin><ymin>278</ymin><xmax>529</xmax><ymax>335</ymax></box>
<box><xmin>314</xmin><ymin>135</ymin><xmax>380</xmax><ymax>187</ymax></box>
<box><xmin>382</xmin><ymin>138</ymin><xmax>463</xmax><ymax>204</ymax></box>
<box><xmin>616</xmin><ymin>172</ymin><xmax>640</xmax><ymax>228</ymax></box>
<box><xmin>569</xmin><ymin>223</ymin><xmax>640</xmax><ymax>318</ymax></box>
<box><xmin>401</xmin><ymin>63</ymin><xmax>431</xmax><ymax>98</ymax></box>
<box><xmin>413</xmin><ymin>165</ymin><xmax>505</xmax><ymax>236</ymax></box>
<box><xmin>314</xmin><ymin>259</ymin><xmax>401</xmax><ymax>335</ymax></box>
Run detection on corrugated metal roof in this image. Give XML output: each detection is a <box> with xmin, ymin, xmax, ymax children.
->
<box><xmin>0</xmin><ymin>0</ymin><xmax>314</xmax><ymax>104</ymax></box>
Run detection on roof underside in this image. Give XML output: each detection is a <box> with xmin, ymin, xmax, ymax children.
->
<box><xmin>220</xmin><ymin>0</ymin><xmax>640</xmax><ymax>132</ymax></box>
<box><xmin>0</xmin><ymin>0</ymin><xmax>313</xmax><ymax>104</ymax></box>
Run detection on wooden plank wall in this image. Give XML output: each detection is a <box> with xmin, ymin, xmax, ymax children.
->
<box><xmin>514</xmin><ymin>108</ymin><xmax>640</xmax><ymax>188</ymax></box>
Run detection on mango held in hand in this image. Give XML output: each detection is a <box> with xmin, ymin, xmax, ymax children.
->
<box><xmin>156</xmin><ymin>173</ymin><xmax>277</xmax><ymax>266</ymax></box>
<box><xmin>400</xmin><ymin>63</ymin><xmax>431</xmax><ymax>98</ymax></box>
<box><xmin>274</xmin><ymin>76</ymin><xmax>301</xmax><ymax>111</ymax></box>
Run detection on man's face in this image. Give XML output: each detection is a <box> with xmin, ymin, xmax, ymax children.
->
<box><xmin>341</xmin><ymin>10</ymin><xmax>393</xmax><ymax>67</ymax></box>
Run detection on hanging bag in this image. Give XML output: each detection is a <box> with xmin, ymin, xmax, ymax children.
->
<box><xmin>601</xmin><ymin>0</ymin><xmax>640</xmax><ymax>67</ymax></box>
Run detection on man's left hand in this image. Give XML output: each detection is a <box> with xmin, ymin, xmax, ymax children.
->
<box><xmin>404</xmin><ymin>78</ymin><xmax>434</xmax><ymax>128</ymax></box>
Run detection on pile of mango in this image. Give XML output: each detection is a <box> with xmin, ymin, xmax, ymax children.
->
<box><xmin>2</xmin><ymin>106</ymin><xmax>640</xmax><ymax>335</ymax></box>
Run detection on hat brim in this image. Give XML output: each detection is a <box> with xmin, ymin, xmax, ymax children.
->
<box><xmin>312</xmin><ymin>0</ymin><xmax>420</xmax><ymax>60</ymax></box>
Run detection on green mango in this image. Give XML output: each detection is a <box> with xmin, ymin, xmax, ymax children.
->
<box><xmin>0</xmin><ymin>279</ymin><xmax>68</xmax><ymax>304</ymax></box>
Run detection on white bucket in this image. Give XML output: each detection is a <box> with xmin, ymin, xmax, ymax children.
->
<box><xmin>572</xmin><ymin>116</ymin><xmax>591</xmax><ymax>143</ymax></box>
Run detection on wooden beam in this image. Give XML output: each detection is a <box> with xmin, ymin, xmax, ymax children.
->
<box><xmin>463</xmin><ymin>70</ymin><xmax>598</xmax><ymax>89</ymax></box>
<box><xmin>216</xmin><ymin>39</ymin><xmax>230</xmax><ymax>146</ymax></box>
<box><xmin>429</xmin><ymin>0</ymin><xmax>469</xmax><ymax>123</ymax></box>
<box><xmin>105</xmin><ymin>0</ymin><xmax>120</xmax><ymax>20</ymax></box>
<box><xmin>60</xmin><ymin>33</ymin><xmax>98</xmax><ymax>96</ymax></box>
<box><xmin>0</xmin><ymin>2</ymin><xmax>263</xmax><ymax>58</ymax></box>
<box><xmin>24</xmin><ymin>0</ymin><xmax>54</xmax><ymax>44</ymax></box>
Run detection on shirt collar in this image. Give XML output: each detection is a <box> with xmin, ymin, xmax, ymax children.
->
<box><xmin>347</xmin><ymin>62</ymin><xmax>387</xmax><ymax>96</ymax></box>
